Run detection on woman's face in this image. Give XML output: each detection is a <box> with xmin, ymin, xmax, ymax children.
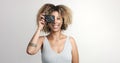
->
<box><xmin>48</xmin><ymin>11</ymin><xmax>63</xmax><ymax>32</ymax></box>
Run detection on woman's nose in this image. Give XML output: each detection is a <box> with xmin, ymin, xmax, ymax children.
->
<box><xmin>53</xmin><ymin>18</ymin><xmax>57</xmax><ymax>24</ymax></box>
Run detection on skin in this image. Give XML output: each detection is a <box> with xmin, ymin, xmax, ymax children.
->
<box><xmin>26</xmin><ymin>11</ymin><xmax>79</xmax><ymax>63</ymax></box>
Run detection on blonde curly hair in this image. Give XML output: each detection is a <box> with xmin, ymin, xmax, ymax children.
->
<box><xmin>36</xmin><ymin>3</ymin><xmax>72</xmax><ymax>33</ymax></box>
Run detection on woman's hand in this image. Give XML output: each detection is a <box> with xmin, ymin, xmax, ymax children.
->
<box><xmin>38</xmin><ymin>13</ymin><xmax>46</xmax><ymax>30</ymax></box>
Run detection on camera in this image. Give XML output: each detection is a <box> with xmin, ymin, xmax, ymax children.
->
<box><xmin>44</xmin><ymin>15</ymin><xmax>55</xmax><ymax>23</ymax></box>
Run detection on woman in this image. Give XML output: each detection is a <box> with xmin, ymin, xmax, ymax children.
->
<box><xmin>26</xmin><ymin>3</ymin><xmax>79</xmax><ymax>63</ymax></box>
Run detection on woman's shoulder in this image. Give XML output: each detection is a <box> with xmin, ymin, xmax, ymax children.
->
<box><xmin>68</xmin><ymin>36</ymin><xmax>75</xmax><ymax>41</ymax></box>
<box><xmin>38</xmin><ymin>36</ymin><xmax>46</xmax><ymax>43</ymax></box>
<box><xmin>69</xmin><ymin>36</ymin><xmax>77</xmax><ymax>46</ymax></box>
<box><xmin>39</xmin><ymin>36</ymin><xmax>45</xmax><ymax>39</ymax></box>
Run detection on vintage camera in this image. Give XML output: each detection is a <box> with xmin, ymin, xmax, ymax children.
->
<box><xmin>44</xmin><ymin>15</ymin><xmax>55</xmax><ymax>23</ymax></box>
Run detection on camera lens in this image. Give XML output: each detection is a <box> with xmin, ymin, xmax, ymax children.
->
<box><xmin>44</xmin><ymin>15</ymin><xmax>55</xmax><ymax>23</ymax></box>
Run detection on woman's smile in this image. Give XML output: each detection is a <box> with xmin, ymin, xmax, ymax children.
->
<box><xmin>52</xmin><ymin>24</ymin><xmax>60</xmax><ymax>29</ymax></box>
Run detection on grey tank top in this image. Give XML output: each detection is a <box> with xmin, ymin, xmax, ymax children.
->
<box><xmin>41</xmin><ymin>36</ymin><xmax>72</xmax><ymax>63</ymax></box>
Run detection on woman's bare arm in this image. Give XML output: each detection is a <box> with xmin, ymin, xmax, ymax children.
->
<box><xmin>26</xmin><ymin>28</ymin><xmax>44</xmax><ymax>55</ymax></box>
<box><xmin>70</xmin><ymin>37</ymin><xmax>79</xmax><ymax>63</ymax></box>
<box><xmin>26</xmin><ymin>14</ymin><xmax>45</xmax><ymax>55</ymax></box>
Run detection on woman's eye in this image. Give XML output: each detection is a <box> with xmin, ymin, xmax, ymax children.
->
<box><xmin>57</xmin><ymin>18</ymin><xmax>61</xmax><ymax>20</ymax></box>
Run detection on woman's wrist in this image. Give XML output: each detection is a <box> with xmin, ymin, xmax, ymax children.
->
<box><xmin>37</xmin><ymin>27</ymin><xmax>43</xmax><ymax>31</ymax></box>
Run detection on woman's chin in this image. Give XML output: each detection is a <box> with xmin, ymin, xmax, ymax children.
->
<box><xmin>51</xmin><ymin>28</ymin><xmax>61</xmax><ymax>32</ymax></box>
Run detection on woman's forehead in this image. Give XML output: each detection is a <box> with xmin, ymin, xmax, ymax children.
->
<box><xmin>51</xmin><ymin>11</ymin><xmax>62</xmax><ymax>17</ymax></box>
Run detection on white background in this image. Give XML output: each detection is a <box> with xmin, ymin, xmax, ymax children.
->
<box><xmin>0</xmin><ymin>0</ymin><xmax>120</xmax><ymax>63</ymax></box>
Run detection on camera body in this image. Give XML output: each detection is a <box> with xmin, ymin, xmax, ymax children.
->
<box><xmin>44</xmin><ymin>15</ymin><xmax>55</xmax><ymax>23</ymax></box>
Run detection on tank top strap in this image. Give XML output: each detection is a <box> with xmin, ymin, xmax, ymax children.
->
<box><xmin>43</xmin><ymin>36</ymin><xmax>49</xmax><ymax>46</ymax></box>
<box><xmin>41</xmin><ymin>36</ymin><xmax>51</xmax><ymax>53</ymax></box>
<box><xmin>65</xmin><ymin>35</ymin><xmax>72</xmax><ymax>50</ymax></box>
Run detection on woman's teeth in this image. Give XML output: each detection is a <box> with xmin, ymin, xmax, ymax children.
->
<box><xmin>53</xmin><ymin>25</ymin><xmax>59</xmax><ymax>28</ymax></box>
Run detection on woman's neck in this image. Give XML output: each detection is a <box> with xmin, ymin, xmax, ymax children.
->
<box><xmin>48</xmin><ymin>31</ymin><xmax>64</xmax><ymax>40</ymax></box>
